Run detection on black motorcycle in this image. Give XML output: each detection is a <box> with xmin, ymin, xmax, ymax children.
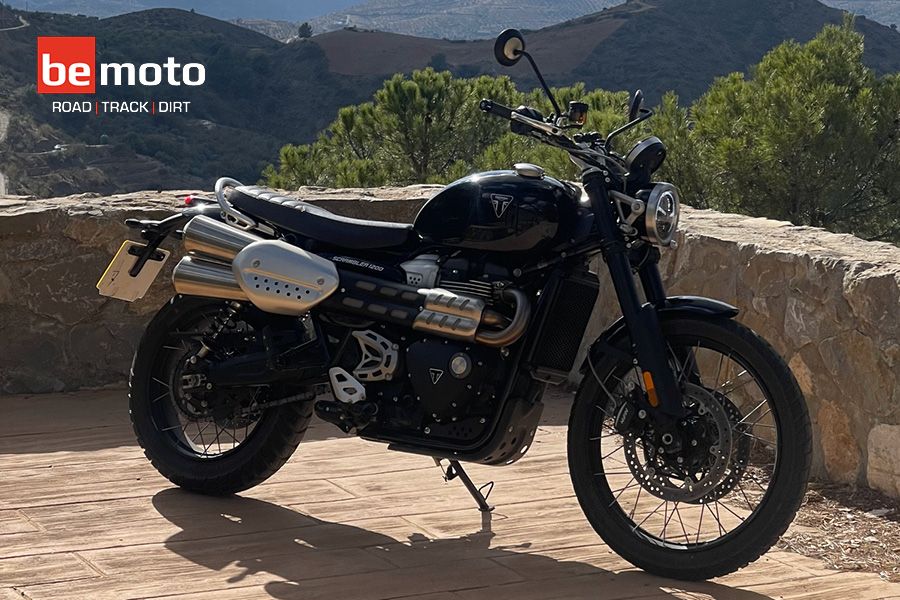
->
<box><xmin>100</xmin><ymin>29</ymin><xmax>811</xmax><ymax>580</ymax></box>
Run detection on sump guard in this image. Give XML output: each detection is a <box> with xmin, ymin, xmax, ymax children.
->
<box><xmin>232</xmin><ymin>240</ymin><xmax>339</xmax><ymax>315</ymax></box>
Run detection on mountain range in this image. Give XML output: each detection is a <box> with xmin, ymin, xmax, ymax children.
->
<box><xmin>0</xmin><ymin>0</ymin><xmax>898</xmax><ymax>197</ymax></box>
<box><xmin>4</xmin><ymin>0</ymin><xmax>900</xmax><ymax>36</ymax></box>
<box><xmin>1</xmin><ymin>0</ymin><xmax>358</xmax><ymax>21</ymax></box>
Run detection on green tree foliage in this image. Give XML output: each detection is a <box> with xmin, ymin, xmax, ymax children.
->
<box><xmin>679</xmin><ymin>17</ymin><xmax>900</xmax><ymax>241</ymax></box>
<box><xmin>264</xmin><ymin>69</ymin><xmax>521</xmax><ymax>188</ymax></box>
<box><xmin>297</xmin><ymin>22</ymin><xmax>313</xmax><ymax>39</ymax></box>
<box><xmin>264</xmin><ymin>19</ymin><xmax>899</xmax><ymax>243</ymax></box>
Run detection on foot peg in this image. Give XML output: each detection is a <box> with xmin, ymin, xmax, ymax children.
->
<box><xmin>435</xmin><ymin>458</ymin><xmax>494</xmax><ymax>512</ymax></box>
<box><xmin>314</xmin><ymin>399</ymin><xmax>377</xmax><ymax>433</ymax></box>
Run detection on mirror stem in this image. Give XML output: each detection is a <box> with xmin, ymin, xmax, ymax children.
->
<box><xmin>521</xmin><ymin>51</ymin><xmax>562</xmax><ymax>118</ymax></box>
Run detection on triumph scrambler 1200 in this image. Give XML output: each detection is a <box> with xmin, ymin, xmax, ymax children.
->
<box><xmin>99</xmin><ymin>29</ymin><xmax>811</xmax><ymax>580</ymax></box>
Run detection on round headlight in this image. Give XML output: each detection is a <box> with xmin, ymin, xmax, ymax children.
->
<box><xmin>645</xmin><ymin>183</ymin><xmax>680</xmax><ymax>246</ymax></box>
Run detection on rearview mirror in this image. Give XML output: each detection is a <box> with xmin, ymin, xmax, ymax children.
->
<box><xmin>629</xmin><ymin>89</ymin><xmax>644</xmax><ymax>122</ymax></box>
<box><xmin>494</xmin><ymin>29</ymin><xmax>525</xmax><ymax>67</ymax></box>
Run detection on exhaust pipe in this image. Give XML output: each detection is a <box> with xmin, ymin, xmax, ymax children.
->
<box><xmin>172</xmin><ymin>255</ymin><xmax>248</xmax><ymax>301</ymax></box>
<box><xmin>183</xmin><ymin>215</ymin><xmax>260</xmax><ymax>262</ymax></box>
<box><xmin>175</xmin><ymin>216</ymin><xmax>530</xmax><ymax>346</ymax></box>
<box><xmin>323</xmin><ymin>269</ymin><xmax>531</xmax><ymax>347</ymax></box>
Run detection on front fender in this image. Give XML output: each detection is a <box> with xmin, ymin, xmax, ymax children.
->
<box><xmin>581</xmin><ymin>295</ymin><xmax>739</xmax><ymax>373</ymax></box>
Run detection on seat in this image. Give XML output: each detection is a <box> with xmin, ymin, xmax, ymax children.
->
<box><xmin>227</xmin><ymin>186</ymin><xmax>417</xmax><ymax>250</ymax></box>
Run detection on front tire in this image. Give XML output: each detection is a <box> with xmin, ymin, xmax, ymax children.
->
<box><xmin>568</xmin><ymin>316</ymin><xmax>811</xmax><ymax>580</ymax></box>
<box><xmin>130</xmin><ymin>296</ymin><xmax>315</xmax><ymax>495</ymax></box>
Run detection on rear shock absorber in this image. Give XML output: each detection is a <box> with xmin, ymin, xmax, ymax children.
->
<box><xmin>193</xmin><ymin>301</ymin><xmax>243</xmax><ymax>361</ymax></box>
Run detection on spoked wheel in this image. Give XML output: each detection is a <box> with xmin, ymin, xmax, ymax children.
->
<box><xmin>568</xmin><ymin>316</ymin><xmax>811</xmax><ymax>580</ymax></box>
<box><xmin>130</xmin><ymin>296</ymin><xmax>315</xmax><ymax>495</ymax></box>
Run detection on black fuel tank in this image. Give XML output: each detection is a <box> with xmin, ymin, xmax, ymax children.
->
<box><xmin>413</xmin><ymin>169</ymin><xmax>584</xmax><ymax>253</ymax></box>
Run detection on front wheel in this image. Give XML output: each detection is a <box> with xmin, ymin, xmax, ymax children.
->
<box><xmin>568</xmin><ymin>316</ymin><xmax>811</xmax><ymax>580</ymax></box>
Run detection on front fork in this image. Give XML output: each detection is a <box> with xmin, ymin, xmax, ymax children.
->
<box><xmin>583</xmin><ymin>173</ymin><xmax>685</xmax><ymax>423</ymax></box>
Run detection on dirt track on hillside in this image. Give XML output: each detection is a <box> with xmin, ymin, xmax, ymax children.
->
<box><xmin>0</xmin><ymin>109</ymin><xmax>10</xmax><ymax>195</ymax></box>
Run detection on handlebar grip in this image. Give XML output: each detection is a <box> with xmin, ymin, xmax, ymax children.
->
<box><xmin>479</xmin><ymin>99</ymin><xmax>513</xmax><ymax>120</ymax></box>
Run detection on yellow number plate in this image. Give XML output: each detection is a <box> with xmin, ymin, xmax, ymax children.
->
<box><xmin>96</xmin><ymin>240</ymin><xmax>170</xmax><ymax>302</ymax></box>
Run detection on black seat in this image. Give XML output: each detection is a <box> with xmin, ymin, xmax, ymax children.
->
<box><xmin>227</xmin><ymin>186</ymin><xmax>417</xmax><ymax>250</ymax></box>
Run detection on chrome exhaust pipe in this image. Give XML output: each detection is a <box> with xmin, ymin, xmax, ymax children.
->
<box><xmin>172</xmin><ymin>255</ymin><xmax>248</xmax><ymax>301</ymax></box>
<box><xmin>475</xmin><ymin>289</ymin><xmax>530</xmax><ymax>347</ymax></box>
<box><xmin>183</xmin><ymin>215</ymin><xmax>261</xmax><ymax>262</ymax></box>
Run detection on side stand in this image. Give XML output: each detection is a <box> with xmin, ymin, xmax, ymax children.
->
<box><xmin>435</xmin><ymin>458</ymin><xmax>494</xmax><ymax>512</ymax></box>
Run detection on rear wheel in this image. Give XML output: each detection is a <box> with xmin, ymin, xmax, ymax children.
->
<box><xmin>568</xmin><ymin>316</ymin><xmax>811</xmax><ymax>580</ymax></box>
<box><xmin>130</xmin><ymin>296</ymin><xmax>315</xmax><ymax>495</ymax></box>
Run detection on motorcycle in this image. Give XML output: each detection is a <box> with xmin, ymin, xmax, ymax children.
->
<box><xmin>99</xmin><ymin>28</ymin><xmax>811</xmax><ymax>580</ymax></box>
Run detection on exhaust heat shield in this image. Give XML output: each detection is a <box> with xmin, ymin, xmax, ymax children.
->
<box><xmin>232</xmin><ymin>240</ymin><xmax>340</xmax><ymax>316</ymax></box>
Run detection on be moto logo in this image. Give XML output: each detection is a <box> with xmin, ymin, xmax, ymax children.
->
<box><xmin>37</xmin><ymin>36</ymin><xmax>206</xmax><ymax>114</ymax></box>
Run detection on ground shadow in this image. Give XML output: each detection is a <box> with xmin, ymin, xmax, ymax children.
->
<box><xmin>153</xmin><ymin>489</ymin><xmax>774</xmax><ymax>600</ymax></box>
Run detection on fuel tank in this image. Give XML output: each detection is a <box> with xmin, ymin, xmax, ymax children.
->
<box><xmin>413</xmin><ymin>167</ymin><xmax>587</xmax><ymax>254</ymax></box>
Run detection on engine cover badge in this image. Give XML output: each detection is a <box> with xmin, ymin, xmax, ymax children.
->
<box><xmin>406</xmin><ymin>339</ymin><xmax>495</xmax><ymax>420</ymax></box>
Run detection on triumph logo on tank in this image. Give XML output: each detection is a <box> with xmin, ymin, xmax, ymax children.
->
<box><xmin>36</xmin><ymin>36</ymin><xmax>205</xmax><ymax>115</ymax></box>
<box><xmin>490</xmin><ymin>193</ymin><xmax>513</xmax><ymax>218</ymax></box>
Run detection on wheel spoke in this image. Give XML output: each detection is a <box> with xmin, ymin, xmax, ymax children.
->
<box><xmin>720</xmin><ymin>370</ymin><xmax>752</xmax><ymax>395</ymax></box>
<box><xmin>601</xmin><ymin>444</ymin><xmax>625</xmax><ymax>461</ymax></box>
<box><xmin>713</xmin><ymin>352</ymin><xmax>728</xmax><ymax>390</ymax></box>
<box><xmin>633</xmin><ymin>499</ymin><xmax>666</xmax><ymax>532</ymax></box>
<box><xmin>741</xmin><ymin>430</ymin><xmax>775</xmax><ymax>447</ymax></box>
<box><xmin>660</xmin><ymin>501</ymin><xmax>676</xmax><ymax>540</ymax></box>
<box><xmin>738</xmin><ymin>400</ymin><xmax>768</xmax><ymax>424</ymax></box>
<box><xmin>718</xmin><ymin>499</ymin><xmax>747</xmax><ymax>524</ymax></box>
<box><xmin>674</xmin><ymin>503</ymin><xmax>691</xmax><ymax>543</ymax></box>
<box><xmin>629</xmin><ymin>485</ymin><xmax>643</xmax><ymax>520</ymax></box>
<box><xmin>737</xmin><ymin>481</ymin><xmax>756</xmax><ymax>511</ymax></box>
<box><xmin>695</xmin><ymin>503</ymin><xmax>705</xmax><ymax>543</ymax></box>
<box><xmin>609</xmin><ymin>477</ymin><xmax>639</xmax><ymax>508</ymax></box>
<box><xmin>712</xmin><ymin>501</ymin><xmax>726</xmax><ymax>536</ymax></box>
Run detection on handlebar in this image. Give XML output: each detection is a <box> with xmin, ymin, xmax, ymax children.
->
<box><xmin>480</xmin><ymin>97</ymin><xmax>619</xmax><ymax>173</ymax></box>
<box><xmin>479</xmin><ymin>99</ymin><xmax>513</xmax><ymax>120</ymax></box>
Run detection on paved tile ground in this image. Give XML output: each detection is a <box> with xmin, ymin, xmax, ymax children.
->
<box><xmin>2</xmin><ymin>388</ymin><xmax>899</xmax><ymax>600</ymax></box>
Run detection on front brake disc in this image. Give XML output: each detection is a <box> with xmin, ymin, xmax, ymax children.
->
<box><xmin>623</xmin><ymin>383</ymin><xmax>734</xmax><ymax>502</ymax></box>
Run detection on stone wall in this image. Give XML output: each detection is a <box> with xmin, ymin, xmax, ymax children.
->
<box><xmin>1</xmin><ymin>187</ymin><xmax>898</xmax><ymax>497</ymax></box>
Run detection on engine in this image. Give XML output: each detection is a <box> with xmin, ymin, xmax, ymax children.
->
<box><xmin>318</xmin><ymin>323</ymin><xmax>507</xmax><ymax>441</ymax></box>
<box><xmin>315</xmin><ymin>254</ymin><xmax>515</xmax><ymax>441</ymax></box>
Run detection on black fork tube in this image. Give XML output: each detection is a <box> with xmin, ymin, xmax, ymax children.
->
<box><xmin>583</xmin><ymin>173</ymin><xmax>683</xmax><ymax>420</ymax></box>
<box><xmin>637</xmin><ymin>249</ymin><xmax>667</xmax><ymax>306</ymax></box>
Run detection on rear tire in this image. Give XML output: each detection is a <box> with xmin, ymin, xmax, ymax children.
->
<box><xmin>129</xmin><ymin>296</ymin><xmax>314</xmax><ymax>495</ymax></box>
<box><xmin>568</xmin><ymin>316</ymin><xmax>811</xmax><ymax>580</ymax></box>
